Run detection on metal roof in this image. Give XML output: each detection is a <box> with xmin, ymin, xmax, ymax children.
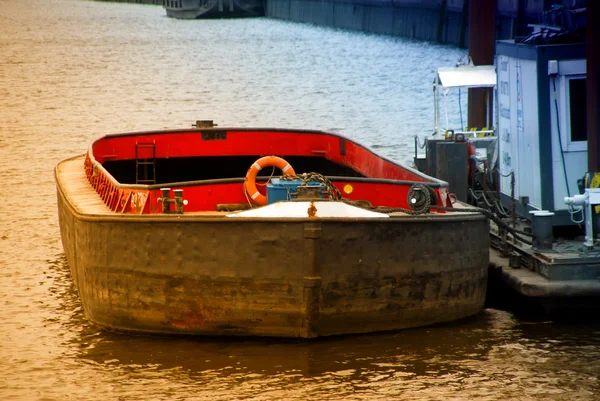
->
<box><xmin>435</xmin><ymin>65</ymin><xmax>496</xmax><ymax>89</ymax></box>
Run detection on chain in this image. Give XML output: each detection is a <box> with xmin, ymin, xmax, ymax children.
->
<box><xmin>280</xmin><ymin>173</ymin><xmax>438</xmax><ymax>216</ymax></box>
<box><xmin>283</xmin><ymin>172</ymin><xmax>532</xmax><ymax>245</ymax></box>
<box><xmin>276</xmin><ymin>172</ymin><xmax>530</xmax><ymax>238</ymax></box>
<box><xmin>280</xmin><ymin>172</ymin><xmax>343</xmax><ymax>200</ymax></box>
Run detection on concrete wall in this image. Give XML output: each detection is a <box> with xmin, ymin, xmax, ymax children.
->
<box><xmin>266</xmin><ymin>0</ymin><xmax>587</xmax><ymax>48</ymax></box>
<box><xmin>267</xmin><ymin>0</ymin><xmax>469</xmax><ymax>47</ymax></box>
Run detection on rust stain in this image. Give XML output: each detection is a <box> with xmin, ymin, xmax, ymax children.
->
<box><xmin>166</xmin><ymin>299</ymin><xmax>231</xmax><ymax>330</ymax></box>
<box><xmin>169</xmin><ymin>316</ymin><xmax>205</xmax><ymax>329</ymax></box>
<box><xmin>307</xmin><ymin>201</ymin><xmax>317</xmax><ymax>218</ymax></box>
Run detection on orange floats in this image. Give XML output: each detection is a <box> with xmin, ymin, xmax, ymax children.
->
<box><xmin>244</xmin><ymin>156</ymin><xmax>295</xmax><ymax>206</ymax></box>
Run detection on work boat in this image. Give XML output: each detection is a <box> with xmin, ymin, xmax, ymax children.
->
<box><xmin>55</xmin><ymin>124</ymin><xmax>489</xmax><ymax>338</ymax></box>
<box><xmin>162</xmin><ymin>0</ymin><xmax>263</xmax><ymax>19</ymax></box>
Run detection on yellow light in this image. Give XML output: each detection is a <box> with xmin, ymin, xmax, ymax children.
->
<box><xmin>343</xmin><ymin>184</ymin><xmax>354</xmax><ymax>194</ymax></box>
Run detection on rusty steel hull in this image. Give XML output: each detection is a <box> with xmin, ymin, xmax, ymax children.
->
<box><xmin>57</xmin><ymin>183</ymin><xmax>489</xmax><ymax>338</ymax></box>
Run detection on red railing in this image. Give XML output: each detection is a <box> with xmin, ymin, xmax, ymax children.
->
<box><xmin>84</xmin><ymin>152</ymin><xmax>150</xmax><ymax>214</ymax></box>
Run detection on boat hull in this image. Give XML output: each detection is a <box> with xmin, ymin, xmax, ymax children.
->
<box><xmin>57</xmin><ymin>171</ymin><xmax>489</xmax><ymax>338</ymax></box>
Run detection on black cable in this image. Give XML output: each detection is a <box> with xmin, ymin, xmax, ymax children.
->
<box><xmin>552</xmin><ymin>76</ymin><xmax>572</xmax><ymax>197</ymax></box>
<box><xmin>430</xmin><ymin>205</ymin><xmax>533</xmax><ymax>245</ymax></box>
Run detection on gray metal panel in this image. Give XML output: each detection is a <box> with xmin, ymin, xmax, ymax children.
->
<box><xmin>425</xmin><ymin>139</ymin><xmax>443</xmax><ymax>177</ymax></box>
<box><xmin>435</xmin><ymin>141</ymin><xmax>468</xmax><ymax>202</ymax></box>
<box><xmin>495</xmin><ymin>40</ymin><xmax>539</xmax><ymax>61</ymax></box>
<box><xmin>536</xmin><ymin>47</ymin><xmax>555</xmax><ymax>211</ymax></box>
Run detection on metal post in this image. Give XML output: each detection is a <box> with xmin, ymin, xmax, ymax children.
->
<box><xmin>587</xmin><ymin>0</ymin><xmax>600</xmax><ymax>173</ymax></box>
<box><xmin>160</xmin><ymin>188</ymin><xmax>171</xmax><ymax>214</ymax></box>
<box><xmin>434</xmin><ymin>84</ymin><xmax>439</xmax><ymax>134</ymax></box>
<box><xmin>585</xmin><ymin>199</ymin><xmax>594</xmax><ymax>248</ymax></box>
<box><xmin>173</xmin><ymin>189</ymin><xmax>185</xmax><ymax>214</ymax></box>
<box><xmin>468</xmin><ymin>0</ymin><xmax>496</xmax><ymax>129</ymax></box>
<box><xmin>458</xmin><ymin>0</ymin><xmax>469</xmax><ymax>48</ymax></box>
<box><xmin>436</xmin><ymin>0</ymin><xmax>447</xmax><ymax>44</ymax></box>
<box><xmin>531</xmin><ymin>211</ymin><xmax>554</xmax><ymax>251</ymax></box>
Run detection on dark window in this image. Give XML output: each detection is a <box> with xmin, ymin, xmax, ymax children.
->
<box><xmin>569</xmin><ymin>78</ymin><xmax>587</xmax><ymax>142</ymax></box>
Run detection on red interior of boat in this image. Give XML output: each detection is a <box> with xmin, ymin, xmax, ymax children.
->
<box><xmin>86</xmin><ymin>128</ymin><xmax>449</xmax><ymax>214</ymax></box>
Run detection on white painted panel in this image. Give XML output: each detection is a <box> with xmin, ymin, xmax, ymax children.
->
<box><xmin>497</xmin><ymin>56</ymin><xmax>541</xmax><ymax>208</ymax></box>
<box><xmin>497</xmin><ymin>55</ymin><xmax>514</xmax><ymax>195</ymax></box>
<box><xmin>552</xmin><ymin>152</ymin><xmax>587</xmax><ymax>209</ymax></box>
<box><xmin>436</xmin><ymin>65</ymin><xmax>496</xmax><ymax>89</ymax></box>
<box><xmin>516</xmin><ymin>59</ymin><xmax>541</xmax><ymax>208</ymax></box>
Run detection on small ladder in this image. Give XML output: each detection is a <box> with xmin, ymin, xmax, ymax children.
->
<box><xmin>135</xmin><ymin>141</ymin><xmax>156</xmax><ymax>185</ymax></box>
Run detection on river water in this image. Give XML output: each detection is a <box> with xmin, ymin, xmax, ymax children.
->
<box><xmin>1</xmin><ymin>0</ymin><xmax>599</xmax><ymax>399</ymax></box>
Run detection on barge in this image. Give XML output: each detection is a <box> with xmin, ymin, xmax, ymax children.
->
<box><xmin>55</xmin><ymin>124</ymin><xmax>489</xmax><ymax>338</ymax></box>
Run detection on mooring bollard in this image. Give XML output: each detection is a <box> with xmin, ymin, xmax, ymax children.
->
<box><xmin>530</xmin><ymin>211</ymin><xmax>555</xmax><ymax>251</ymax></box>
<box><xmin>158</xmin><ymin>188</ymin><xmax>188</xmax><ymax>214</ymax></box>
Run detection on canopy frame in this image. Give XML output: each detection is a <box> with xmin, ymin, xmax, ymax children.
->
<box><xmin>433</xmin><ymin>64</ymin><xmax>497</xmax><ymax>136</ymax></box>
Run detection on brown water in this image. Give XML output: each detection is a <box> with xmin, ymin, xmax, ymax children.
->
<box><xmin>1</xmin><ymin>0</ymin><xmax>600</xmax><ymax>399</ymax></box>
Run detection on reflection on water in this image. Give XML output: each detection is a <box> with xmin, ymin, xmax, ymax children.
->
<box><xmin>1</xmin><ymin>0</ymin><xmax>600</xmax><ymax>399</ymax></box>
<box><xmin>31</xmin><ymin>257</ymin><xmax>599</xmax><ymax>400</ymax></box>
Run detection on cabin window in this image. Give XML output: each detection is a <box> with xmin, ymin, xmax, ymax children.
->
<box><xmin>568</xmin><ymin>77</ymin><xmax>587</xmax><ymax>142</ymax></box>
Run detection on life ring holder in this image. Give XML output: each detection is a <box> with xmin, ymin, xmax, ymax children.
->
<box><xmin>244</xmin><ymin>156</ymin><xmax>296</xmax><ymax>206</ymax></box>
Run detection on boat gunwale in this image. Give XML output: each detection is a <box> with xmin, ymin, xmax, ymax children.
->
<box><xmin>70</xmin><ymin>152</ymin><xmax>448</xmax><ymax>195</ymax></box>
<box><xmin>55</xmin><ymin>160</ymin><xmax>487</xmax><ymax>224</ymax></box>
<box><xmin>143</xmin><ymin>175</ymin><xmax>446</xmax><ymax>190</ymax></box>
<box><xmin>88</xmin><ymin>127</ymin><xmax>450</xmax><ymax>187</ymax></box>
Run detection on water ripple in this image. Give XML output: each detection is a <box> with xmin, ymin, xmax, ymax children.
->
<box><xmin>1</xmin><ymin>0</ymin><xmax>599</xmax><ymax>400</ymax></box>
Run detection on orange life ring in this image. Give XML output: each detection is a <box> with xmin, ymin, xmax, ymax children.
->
<box><xmin>244</xmin><ymin>156</ymin><xmax>295</xmax><ymax>206</ymax></box>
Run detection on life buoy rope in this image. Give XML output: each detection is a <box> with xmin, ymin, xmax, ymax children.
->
<box><xmin>244</xmin><ymin>156</ymin><xmax>295</xmax><ymax>206</ymax></box>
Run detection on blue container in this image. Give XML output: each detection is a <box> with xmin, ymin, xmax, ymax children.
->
<box><xmin>266</xmin><ymin>178</ymin><xmax>323</xmax><ymax>204</ymax></box>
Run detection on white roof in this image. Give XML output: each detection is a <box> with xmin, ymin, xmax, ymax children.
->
<box><xmin>435</xmin><ymin>65</ymin><xmax>496</xmax><ymax>89</ymax></box>
<box><xmin>226</xmin><ymin>201</ymin><xmax>389</xmax><ymax>219</ymax></box>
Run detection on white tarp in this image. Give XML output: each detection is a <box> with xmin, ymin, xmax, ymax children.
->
<box><xmin>226</xmin><ymin>201</ymin><xmax>389</xmax><ymax>218</ymax></box>
<box><xmin>435</xmin><ymin>65</ymin><xmax>496</xmax><ymax>89</ymax></box>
